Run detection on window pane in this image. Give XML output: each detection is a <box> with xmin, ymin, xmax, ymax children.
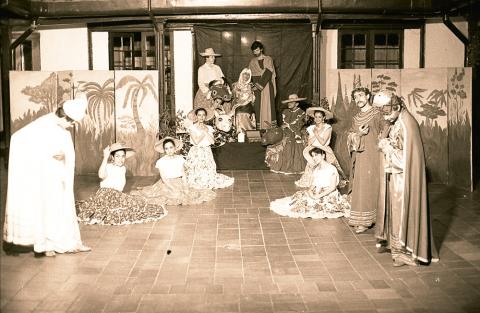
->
<box><xmin>387</xmin><ymin>49</ymin><xmax>399</xmax><ymax>61</ymax></box>
<box><xmin>354</xmin><ymin>34</ymin><xmax>366</xmax><ymax>47</ymax></box>
<box><xmin>375</xmin><ymin>49</ymin><xmax>386</xmax><ymax>61</ymax></box>
<box><xmin>374</xmin><ymin>34</ymin><xmax>386</xmax><ymax>47</ymax></box>
<box><xmin>353</xmin><ymin>49</ymin><xmax>366</xmax><ymax>62</ymax></box>
<box><xmin>387</xmin><ymin>34</ymin><xmax>399</xmax><ymax>47</ymax></box>
<box><xmin>353</xmin><ymin>63</ymin><xmax>367</xmax><ymax>69</ymax></box>
<box><xmin>343</xmin><ymin>49</ymin><xmax>353</xmax><ymax>62</ymax></box>
<box><xmin>341</xmin><ymin>34</ymin><xmax>353</xmax><ymax>47</ymax></box>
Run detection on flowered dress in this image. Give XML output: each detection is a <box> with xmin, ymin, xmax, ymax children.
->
<box><xmin>130</xmin><ymin>155</ymin><xmax>216</xmax><ymax>205</ymax></box>
<box><xmin>270</xmin><ymin>162</ymin><xmax>350</xmax><ymax>219</ymax></box>
<box><xmin>185</xmin><ymin>123</ymin><xmax>234</xmax><ymax>189</ymax></box>
<box><xmin>76</xmin><ymin>163</ymin><xmax>167</xmax><ymax>225</ymax></box>
<box><xmin>265</xmin><ymin>107</ymin><xmax>306</xmax><ymax>174</ymax></box>
<box><xmin>295</xmin><ymin>124</ymin><xmax>346</xmax><ymax>187</ymax></box>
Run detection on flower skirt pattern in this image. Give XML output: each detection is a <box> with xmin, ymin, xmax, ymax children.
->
<box><xmin>270</xmin><ymin>190</ymin><xmax>351</xmax><ymax>219</ymax></box>
<box><xmin>185</xmin><ymin>145</ymin><xmax>234</xmax><ymax>189</ymax></box>
<box><xmin>76</xmin><ymin>188</ymin><xmax>167</xmax><ymax>225</ymax></box>
<box><xmin>130</xmin><ymin>177</ymin><xmax>216</xmax><ymax>206</ymax></box>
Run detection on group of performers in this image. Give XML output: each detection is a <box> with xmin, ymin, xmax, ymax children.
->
<box><xmin>3</xmin><ymin>41</ymin><xmax>438</xmax><ymax>267</ymax></box>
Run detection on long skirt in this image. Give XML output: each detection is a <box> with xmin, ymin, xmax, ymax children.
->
<box><xmin>194</xmin><ymin>89</ymin><xmax>214</xmax><ymax>109</ymax></box>
<box><xmin>76</xmin><ymin>188</ymin><xmax>167</xmax><ymax>225</ymax></box>
<box><xmin>185</xmin><ymin>145</ymin><xmax>234</xmax><ymax>189</ymax></box>
<box><xmin>270</xmin><ymin>190</ymin><xmax>350</xmax><ymax>219</ymax></box>
<box><xmin>235</xmin><ymin>112</ymin><xmax>256</xmax><ymax>133</ymax></box>
<box><xmin>130</xmin><ymin>177</ymin><xmax>216</xmax><ymax>206</ymax></box>
<box><xmin>265</xmin><ymin>137</ymin><xmax>306</xmax><ymax>175</ymax></box>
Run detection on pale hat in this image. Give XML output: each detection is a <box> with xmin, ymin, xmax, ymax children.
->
<box><xmin>306</xmin><ymin>97</ymin><xmax>333</xmax><ymax>120</ymax></box>
<box><xmin>155</xmin><ymin>136</ymin><xmax>184</xmax><ymax>154</ymax></box>
<box><xmin>109</xmin><ymin>142</ymin><xmax>135</xmax><ymax>158</ymax></box>
<box><xmin>281</xmin><ymin>94</ymin><xmax>307</xmax><ymax>104</ymax></box>
<box><xmin>200</xmin><ymin>47</ymin><xmax>221</xmax><ymax>57</ymax></box>
<box><xmin>187</xmin><ymin>106</ymin><xmax>215</xmax><ymax>122</ymax></box>
<box><xmin>63</xmin><ymin>97</ymin><xmax>88</xmax><ymax>122</ymax></box>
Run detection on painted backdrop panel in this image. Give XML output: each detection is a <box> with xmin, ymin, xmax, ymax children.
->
<box><xmin>74</xmin><ymin>71</ymin><xmax>116</xmax><ymax>175</ymax></box>
<box><xmin>9</xmin><ymin>71</ymin><xmax>57</xmax><ymax>133</ymax></box>
<box><xmin>401</xmin><ymin>68</ymin><xmax>448</xmax><ymax>183</ymax></box>
<box><xmin>325</xmin><ymin>69</ymin><xmax>372</xmax><ymax>177</ymax></box>
<box><xmin>115</xmin><ymin>71</ymin><xmax>159</xmax><ymax>176</ymax></box>
<box><xmin>371</xmin><ymin>69</ymin><xmax>401</xmax><ymax>96</ymax></box>
<box><xmin>447</xmin><ymin>67</ymin><xmax>472</xmax><ymax>190</ymax></box>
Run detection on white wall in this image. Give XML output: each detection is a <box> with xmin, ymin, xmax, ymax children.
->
<box><xmin>39</xmin><ymin>27</ymin><xmax>89</xmax><ymax>71</ymax></box>
<box><xmin>404</xmin><ymin>29</ymin><xmax>421</xmax><ymax>68</ymax></box>
<box><xmin>92</xmin><ymin>32</ymin><xmax>109</xmax><ymax>70</ymax></box>
<box><xmin>425</xmin><ymin>21</ymin><xmax>466</xmax><ymax>68</ymax></box>
<box><xmin>173</xmin><ymin>30</ymin><xmax>193</xmax><ymax>116</ymax></box>
<box><xmin>320</xmin><ymin>29</ymin><xmax>337</xmax><ymax>97</ymax></box>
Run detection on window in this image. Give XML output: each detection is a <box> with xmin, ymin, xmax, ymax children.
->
<box><xmin>11</xmin><ymin>32</ymin><xmax>40</xmax><ymax>71</ymax></box>
<box><xmin>109</xmin><ymin>32</ymin><xmax>156</xmax><ymax>70</ymax></box>
<box><xmin>338</xmin><ymin>29</ymin><xmax>403</xmax><ymax>69</ymax></box>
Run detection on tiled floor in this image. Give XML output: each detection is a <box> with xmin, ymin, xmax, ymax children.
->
<box><xmin>1</xmin><ymin>166</ymin><xmax>480</xmax><ymax>313</ymax></box>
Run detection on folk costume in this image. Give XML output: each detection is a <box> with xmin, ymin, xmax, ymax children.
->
<box><xmin>265</xmin><ymin>94</ymin><xmax>306</xmax><ymax>175</ymax></box>
<box><xmin>4</xmin><ymin>98</ymin><xmax>90</xmax><ymax>254</ymax></box>
<box><xmin>194</xmin><ymin>48</ymin><xmax>225</xmax><ymax>109</ymax></box>
<box><xmin>249</xmin><ymin>54</ymin><xmax>277</xmax><ymax>129</ymax></box>
<box><xmin>232</xmin><ymin>68</ymin><xmax>256</xmax><ymax>133</ymax></box>
<box><xmin>347</xmin><ymin>106</ymin><xmax>384</xmax><ymax>230</ymax></box>
<box><xmin>130</xmin><ymin>137</ymin><xmax>216</xmax><ymax>205</ymax></box>
<box><xmin>375</xmin><ymin>94</ymin><xmax>439</xmax><ymax>265</ymax></box>
<box><xmin>184</xmin><ymin>107</ymin><xmax>234</xmax><ymax>189</ymax></box>
<box><xmin>77</xmin><ymin>143</ymin><xmax>167</xmax><ymax>225</ymax></box>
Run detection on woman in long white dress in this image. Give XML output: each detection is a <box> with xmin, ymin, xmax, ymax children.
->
<box><xmin>131</xmin><ymin>137</ymin><xmax>216</xmax><ymax>205</ymax></box>
<box><xmin>295</xmin><ymin>106</ymin><xmax>346</xmax><ymax>188</ymax></box>
<box><xmin>270</xmin><ymin>146</ymin><xmax>350</xmax><ymax>219</ymax></box>
<box><xmin>184</xmin><ymin>106</ymin><xmax>234</xmax><ymax>189</ymax></box>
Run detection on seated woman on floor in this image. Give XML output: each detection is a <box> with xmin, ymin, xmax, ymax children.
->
<box><xmin>130</xmin><ymin>137</ymin><xmax>216</xmax><ymax>205</ymax></box>
<box><xmin>270</xmin><ymin>146</ymin><xmax>350</xmax><ymax>219</ymax></box>
<box><xmin>76</xmin><ymin>142</ymin><xmax>167</xmax><ymax>225</ymax></box>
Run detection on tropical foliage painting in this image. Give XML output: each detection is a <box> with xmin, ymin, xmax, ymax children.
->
<box><xmin>115</xmin><ymin>71</ymin><xmax>159</xmax><ymax>176</ymax></box>
<box><xmin>9</xmin><ymin>71</ymin><xmax>58</xmax><ymax>133</ymax></box>
<box><xmin>73</xmin><ymin>71</ymin><xmax>115</xmax><ymax>175</ymax></box>
<box><xmin>401</xmin><ymin>68</ymin><xmax>448</xmax><ymax>183</ymax></box>
<box><xmin>326</xmin><ymin>69</ymin><xmax>372</xmax><ymax>177</ymax></box>
<box><xmin>447</xmin><ymin>67</ymin><xmax>472</xmax><ymax>190</ymax></box>
<box><xmin>371</xmin><ymin>69</ymin><xmax>400</xmax><ymax>95</ymax></box>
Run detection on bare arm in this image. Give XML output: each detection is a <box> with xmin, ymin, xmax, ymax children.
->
<box><xmin>98</xmin><ymin>146</ymin><xmax>111</xmax><ymax>179</ymax></box>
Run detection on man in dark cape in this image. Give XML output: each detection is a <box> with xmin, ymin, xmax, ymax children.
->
<box><xmin>374</xmin><ymin>92</ymin><xmax>439</xmax><ymax>266</ymax></box>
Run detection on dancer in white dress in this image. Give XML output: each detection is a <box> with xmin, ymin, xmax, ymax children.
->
<box><xmin>131</xmin><ymin>137</ymin><xmax>216</xmax><ymax>205</ymax></box>
<box><xmin>271</xmin><ymin>146</ymin><xmax>350</xmax><ymax>219</ymax></box>
<box><xmin>184</xmin><ymin>106</ymin><xmax>234</xmax><ymax>189</ymax></box>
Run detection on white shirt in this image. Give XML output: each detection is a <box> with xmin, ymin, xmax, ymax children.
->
<box><xmin>307</xmin><ymin>124</ymin><xmax>332</xmax><ymax>147</ymax></box>
<box><xmin>189</xmin><ymin>124</ymin><xmax>214</xmax><ymax>147</ymax></box>
<box><xmin>100</xmin><ymin>163</ymin><xmax>126</xmax><ymax>192</ymax></box>
<box><xmin>198</xmin><ymin>63</ymin><xmax>224</xmax><ymax>93</ymax></box>
<box><xmin>156</xmin><ymin>155</ymin><xmax>185</xmax><ymax>179</ymax></box>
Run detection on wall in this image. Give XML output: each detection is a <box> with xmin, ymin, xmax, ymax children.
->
<box><xmin>320</xmin><ymin>29</ymin><xmax>338</xmax><ymax>98</ymax></box>
<box><xmin>39</xmin><ymin>27</ymin><xmax>89</xmax><ymax>71</ymax></box>
<box><xmin>173</xmin><ymin>30</ymin><xmax>193</xmax><ymax>116</ymax></box>
<box><xmin>425</xmin><ymin>21</ymin><xmax>467</xmax><ymax>68</ymax></box>
<box><xmin>91</xmin><ymin>31</ymin><xmax>109</xmax><ymax>70</ymax></box>
<box><xmin>404</xmin><ymin>28</ymin><xmax>421</xmax><ymax>68</ymax></box>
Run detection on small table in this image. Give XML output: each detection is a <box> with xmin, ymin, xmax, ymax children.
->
<box><xmin>212</xmin><ymin>142</ymin><xmax>268</xmax><ymax>170</ymax></box>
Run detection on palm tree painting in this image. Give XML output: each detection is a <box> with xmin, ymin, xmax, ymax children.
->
<box><xmin>9</xmin><ymin>71</ymin><xmax>57</xmax><ymax>133</ymax></box>
<box><xmin>115</xmin><ymin>71</ymin><xmax>159</xmax><ymax>176</ymax></box>
<box><xmin>401</xmin><ymin>68</ymin><xmax>448</xmax><ymax>183</ymax></box>
<box><xmin>72</xmin><ymin>71</ymin><xmax>116</xmax><ymax>175</ymax></box>
<box><xmin>325</xmin><ymin>69</ymin><xmax>372</xmax><ymax>177</ymax></box>
<box><xmin>447</xmin><ymin>67</ymin><xmax>472</xmax><ymax>191</ymax></box>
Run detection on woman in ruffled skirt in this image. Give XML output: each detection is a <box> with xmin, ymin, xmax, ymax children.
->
<box><xmin>76</xmin><ymin>143</ymin><xmax>167</xmax><ymax>225</ymax></box>
<box><xmin>270</xmin><ymin>146</ymin><xmax>350</xmax><ymax>219</ymax></box>
<box><xmin>184</xmin><ymin>106</ymin><xmax>234</xmax><ymax>189</ymax></box>
<box><xmin>131</xmin><ymin>137</ymin><xmax>216</xmax><ymax>205</ymax></box>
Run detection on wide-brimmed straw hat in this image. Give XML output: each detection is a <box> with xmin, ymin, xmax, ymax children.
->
<box><xmin>63</xmin><ymin>96</ymin><xmax>88</xmax><ymax>122</ymax></box>
<box><xmin>187</xmin><ymin>106</ymin><xmax>215</xmax><ymax>122</ymax></box>
<box><xmin>200</xmin><ymin>48</ymin><xmax>221</xmax><ymax>57</ymax></box>
<box><xmin>281</xmin><ymin>94</ymin><xmax>307</xmax><ymax>104</ymax></box>
<box><xmin>109</xmin><ymin>142</ymin><xmax>135</xmax><ymax>158</ymax></box>
<box><xmin>155</xmin><ymin>136</ymin><xmax>184</xmax><ymax>154</ymax></box>
<box><xmin>305</xmin><ymin>97</ymin><xmax>333</xmax><ymax>120</ymax></box>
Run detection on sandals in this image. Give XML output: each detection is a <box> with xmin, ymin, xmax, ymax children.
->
<box><xmin>354</xmin><ymin>226</ymin><xmax>368</xmax><ymax>234</ymax></box>
<box><xmin>67</xmin><ymin>245</ymin><xmax>92</xmax><ymax>254</ymax></box>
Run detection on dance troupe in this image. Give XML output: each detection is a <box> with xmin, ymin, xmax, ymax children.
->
<box><xmin>3</xmin><ymin>44</ymin><xmax>438</xmax><ymax>267</ymax></box>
